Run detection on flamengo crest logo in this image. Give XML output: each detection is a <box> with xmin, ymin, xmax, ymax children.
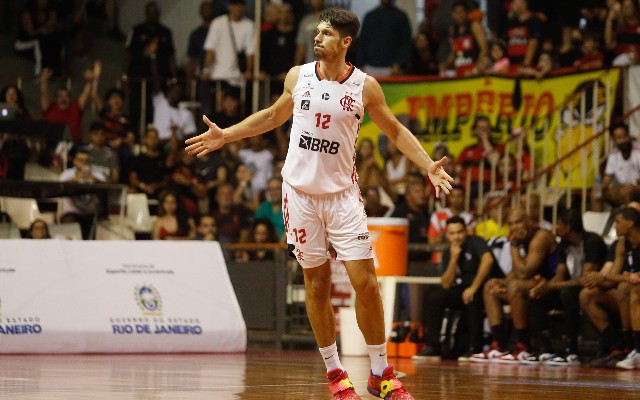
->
<box><xmin>134</xmin><ymin>284</ymin><xmax>163</xmax><ymax>315</ymax></box>
<box><xmin>340</xmin><ymin>94</ymin><xmax>355</xmax><ymax>111</ymax></box>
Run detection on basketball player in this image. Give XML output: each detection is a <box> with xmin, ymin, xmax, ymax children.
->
<box><xmin>186</xmin><ymin>8</ymin><xmax>453</xmax><ymax>399</ymax></box>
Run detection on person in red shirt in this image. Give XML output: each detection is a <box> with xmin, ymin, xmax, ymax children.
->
<box><xmin>39</xmin><ymin>61</ymin><xmax>98</xmax><ymax>143</ymax></box>
<box><xmin>574</xmin><ymin>32</ymin><xmax>604</xmax><ymax>70</ymax></box>
<box><xmin>439</xmin><ymin>1</ymin><xmax>488</xmax><ymax>77</ymax></box>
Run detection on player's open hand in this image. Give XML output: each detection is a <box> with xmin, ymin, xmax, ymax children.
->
<box><xmin>427</xmin><ymin>156</ymin><xmax>454</xmax><ymax>198</ymax></box>
<box><xmin>185</xmin><ymin>115</ymin><xmax>225</xmax><ymax>157</ymax></box>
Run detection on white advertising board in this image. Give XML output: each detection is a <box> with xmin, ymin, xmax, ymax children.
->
<box><xmin>0</xmin><ymin>240</ymin><xmax>246</xmax><ymax>353</ymax></box>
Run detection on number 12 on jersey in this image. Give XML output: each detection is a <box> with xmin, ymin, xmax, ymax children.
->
<box><xmin>315</xmin><ymin>113</ymin><xmax>331</xmax><ymax>129</ymax></box>
<box><xmin>292</xmin><ymin>228</ymin><xmax>307</xmax><ymax>244</ymax></box>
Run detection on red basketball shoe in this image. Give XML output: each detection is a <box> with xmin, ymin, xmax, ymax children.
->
<box><xmin>327</xmin><ymin>369</ymin><xmax>361</xmax><ymax>399</ymax></box>
<box><xmin>367</xmin><ymin>365</ymin><xmax>414</xmax><ymax>399</ymax></box>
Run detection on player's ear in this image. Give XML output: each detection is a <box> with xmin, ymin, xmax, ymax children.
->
<box><xmin>342</xmin><ymin>36</ymin><xmax>352</xmax><ymax>49</ymax></box>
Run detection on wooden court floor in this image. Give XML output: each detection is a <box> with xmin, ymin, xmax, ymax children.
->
<box><xmin>0</xmin><ymin>349</ymin><xmax>639</xmax><ymax>399</ymax></box>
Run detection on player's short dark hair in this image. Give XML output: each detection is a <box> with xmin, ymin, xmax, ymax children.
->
<box><xmin>617</xmin><ymin>207</ymin><xmax>640</xmax><ymax>227</ymax></box>
<box><xmin>558</xmin><ymin>209</ymin><xmax>584</xmax><ymax>233</ymax></box>
<box><xmin>319</xmin><ymin>8</ymin><xmax>360</xmax><ymax>40</ymax></box>
<box><xmin>446</xmin><ymin>215</ymin><xmax>467</xmax><ymax>228</ymax></box>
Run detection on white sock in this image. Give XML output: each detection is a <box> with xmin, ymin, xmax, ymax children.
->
<box><xmin>319</xmin><ymin>342</ymin><xmax>344</xmax><ymax>372</ymax></box>
<box><xmin>367</xmin><ymin>343</ymin><xmax>389</xmax><ymax>376</ymax></box>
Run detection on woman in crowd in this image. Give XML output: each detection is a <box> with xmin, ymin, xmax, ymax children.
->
<box><xmin>152</xmin><ymin>190</ymin><xmax>196</xmax><ymax>240</ymax></box>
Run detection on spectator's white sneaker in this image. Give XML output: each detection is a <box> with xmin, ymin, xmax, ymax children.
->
<box><xmin>469</xmin><ymin>343</ymin><xmax>509</xmax><ymax>363</ymax></box>
<box><xmin>496</xmin><ymin>345</ymin><xmax>536</xmax><ymax>365</ymax></box>
<box><xmin>545</xmin><ymin>354</ymin><xmax>581</xmax><ymax>366</ymax></box>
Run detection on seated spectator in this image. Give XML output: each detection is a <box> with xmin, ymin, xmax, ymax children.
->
<box><xmin>384</xmin><ymin>140</ymin><xmax>411</xmax><ymax>200</ymax></box>
<box><xmin>59</xmin><ymin>148</ymin><xmax>107</xmax><ymax>239</ymax></box>
<box><xmin>605</xmin><ymin>0</ymin><xmax>640</xmax><ymax>66</ymax></box>
<box><xmin>470</xmin><ymin>208</ymin><xmax>558</xmax><ymax>363</ymax></box>
<box><xmin>428</xmin><ymin>185</ymin><xmax>474</xmax><ymax>247</ymax></box>
<box><xmin>40</xmin><ymin>63</ymin><xmax>98</xmax><ymax>143</ymax></box>
<box><xmin>574</xmin><ymin>31</ymin><xmax>604</xmax><ymax>70</ymax></box>
<box><xmin>580</xmin><ymin>207</ymin><xmax>640</xmax><ymax>368</ymax></box>
<box><xmin>129</xmin><ymin>127</ymin><xmax>168</xmax><ymax>200</ymax></box>
<box><xmin>391</xmin><ymin>180</ymin><xmax>431</xmax><ymax>261</ymax></box>
<box><xmin>485</xmin><ymin>39</ymin><xmax>510</xmax><ymax>75</ymax></box>
<box><xmin>152</xmin><ymin>190</ymin><xmax>196</xmax><ymax>240</ymax></box>
<box><xmin>14</xmin><ymin>0</ymin><xmax>64</xmax><ymax>77</ymax></box>
<box><xmin>528</xmin><ymin>209</ymin><xmax>608</xmax><ymax>365</ymax></box>
<box><xmin>363</xmin><ymin>186</ymin><xmax>390</xmax><ymax>218</ymax></box>
<box><xmin>194</xmin><ymin>214</ymin><xmax>217</xmax><ymax>241</ymax></box>
<box><xmin>167</xmin><ymin>147</ymin><xmax>207</xmax><ymax>217</ymax></box>
<box><xmin>82</xmin><ymin>122</ymin><xmax>120</xmax><ymax>183</ymax></box>
<box><xmin>356</xmin><ymin>138</ymin><xmax>389</xmax><ymax>194</ymax></box>
<box><xmin>439</xmin><ymin>1</ymin><xmax>487</xmax><ymax>77</ymax></box>
<box><xmin>254</xmin><ymin>177</ymin><xmax>285</xmax><ymax>239</ymax></box>
<box><xmin>519</xmin><ymin>51</ymin><xmax>554</xmax><ymax>79</ymax></box>
<box><xmin>96</xmin><ymin>88</ymin><xmax>133</xmax><ymax>144</ymax></box>
<box><xmin>211</xmin><ymin>183</ymin><xmax>252</xmax><ymax>244</ymax></box>
<box><xmin>211</xmin><ymin>91</ymin><xmax>244</xmax><ymax>129</ymax></box>
<box><xmin>475</xmin><ymin>193</ymin><xmax>510</xmax><ymax>239</ymax></box>
<box><xmin>601</xmin><ymin>122</ymin><xmax>640</xmax><ymax>208</ymax></box>
<box><xmin>234</xmin><ymin>218</ymin><xmax>279</xmax><ymax>262</ymax></box>
<box><xmin>238</xmin><ymin>135</ymin><xmax>273</xmax><ymax>195</ymax></box>
<box><xmin>413</xmin><ymin>216</ymin><xmax>500</xmax><ymax>361</ymax></box>
<box><xmin>27</xmin><ymin>219</ymin><xmax>51</xmax><ymax>239</ymax></box>
<box><xmin>527</xmin><ymin>192</ymin><xmax>553</xmax><ymax>231</ymax></box>
<box><xmin>407</xmin><ymin>32</ymin><xmax>438</xmax><ymax>76</ymax></box>
<box><xmin>232</xmin><ymin>163</ymin><xmax>260</xmax><ymax>212</ymax></box>
<box><xmin>0</xmin><ymin>84</ymin><xmax>31</xmax><ymax>120</ymax></box>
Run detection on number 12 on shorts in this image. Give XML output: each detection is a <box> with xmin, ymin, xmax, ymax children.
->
<box><xmin>292</xmin><ymin>228</ymin><xmax>307</xmax><ymax>244</ymax></box>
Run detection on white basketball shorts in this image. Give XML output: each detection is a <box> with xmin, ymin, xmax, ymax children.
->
<box><xmin>282</xmin><ymin>180</ymin><xmax>373</xmax><ymax>268</ymax></box>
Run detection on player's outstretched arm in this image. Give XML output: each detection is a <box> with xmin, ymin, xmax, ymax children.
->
<box><xmin>364</xmin><ymin>75</ymin><xmax>453</xmax><ymax>197</ymax></box>
<box><xmin>185</xmin><ymin>66</ymin><xmax>299</xmax><ymax>158</ymax></box>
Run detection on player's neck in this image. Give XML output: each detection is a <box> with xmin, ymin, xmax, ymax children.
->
<box><xmin>317</xmin><ymin>59</ymin><xmax>350</xmax><ymax>81</ymax></box>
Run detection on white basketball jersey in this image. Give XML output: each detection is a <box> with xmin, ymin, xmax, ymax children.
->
<box><xmin>281</xmin><ymin>61</ymin><xmax>366</xmax><ymax>194</ymax></box>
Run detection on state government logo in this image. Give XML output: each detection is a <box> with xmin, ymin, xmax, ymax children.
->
<box><xmin>134</xmin><ymin>284</ymin><xmax>163</xmax><ymax>315</ymax></box>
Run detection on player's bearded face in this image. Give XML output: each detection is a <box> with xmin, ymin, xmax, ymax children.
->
<box><xmin>313</xmin><ymin>22</ymin><xmax>343</xmax><ymax>60</ymax></box>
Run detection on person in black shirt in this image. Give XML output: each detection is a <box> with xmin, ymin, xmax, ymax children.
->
<box><xmin>582</xmin><ymin>207</ymin><xmax>640</xmax><ymax>368</ymax></box>
<box><xmin>390</xmin><ymin>179</ymin><xmax>431</xmax><ymax>261</ymax></box>
<box><xmin>504</xmin><ymin>0</ymin><xmax>544</xmax><ymax>72</ymax></box>
<box><xmin>413</xmin><ymin>216</ymin><xmax>499</xmax><ymax>360</ymax></box>
<box><xmin>129</xmin><ymin>127</ymin><xmax>168</xmax><ymax>200</ymax></box>
<box><xmin>529</xmin><ymin>209</ymin><xmax>607</xmax><ymax>365</ymax></box>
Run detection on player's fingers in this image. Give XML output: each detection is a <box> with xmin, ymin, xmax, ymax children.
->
<box><xmin>440</xmin><ymin>181</ymin><xmax>451</xmax><ymax>195</ymax></box>
<box><xmin>203</xmin><ymin>115</ymin><xmax>215</xmax><ymax>128</ymax></box>
<box><xmin>435</xmin><ymin>185</ymin><xmax>440</xmax><ymax>199</ymax></box>
<box><xmin>185</xmin><ymin>141</ymin><xmax>202</xmax><ymax>153</ymax></box>
<box><xmin>431</xmin><ymin>157</ymin><xmax>446</xmax><ymax>171</ymax></box>
<box><xmin>197</xmin><ymin>147</ymin><xmax>213</xmax><ymax>158</ymax></box>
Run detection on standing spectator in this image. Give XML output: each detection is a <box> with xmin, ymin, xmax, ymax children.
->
<box><xmin>602</xmin><ymin>122</ymin><xmax>640</xmax><ymax>208</ymax></box>
<box><xmin>14</xmin><ymin>0</ymin><xmax>64</xmax><ymax>77</ymax></box>
<box><xmin>82</xmin><ymin>122</ymin><xmax>120</xmax><ymax>183</ymax></box>
<box><xmin>529</xmin><ymin>209</ymin><xmax>608</xmax><ymax>365</ymax></box>
<box><xmin>40</xmin><ymin>64</ymin><xmax>96</xmax><ymax>144</ymax></box>
<box><xmin>186</xmin><ymin>1</ymin><xmax>216</xmax><ymax>123</ymax></box>
<box><xmin>151</xmin><ymin>80</ymin><xmax>197</xmax><ymax>143</ymax></box>
<box><xmin>605</xmin><ymin>0</ymin><xmax>640</xmax><ymax>66</ymax></box>
<box><xmin>413</xmin><ymin>216</ymin><xmax>499</xmax><ymax>360</ymax></box>
<box><xmin>295</xmin><ymin>0</ymin><xmax>325</xmax><ymax>65</ymax></box>
<box><xmin>357</xmin><ymin>0</ymin><xmax>412</xmax><ymax>77</ymax></box>
<box><xmin>152</xmin><ymin>190</ymin><xmax>196</xmax><ymax>240</ymax></box>
<box><xmin>202</xmin><ymin>0</ymin><xmax>255</xmax><ymax>88</ymax></box>
<box><xmin>194</xmin><ymin>214</ymin><xmax>217</xmax><ymax>241</ymax></box>
<box><xmin>439</xmin><ymin>1</ymin><xmax>488</xmax><ymax>77</ymax></box>
<box><xmin>59</xmin><ymin>148</ymin><xmax>107</xmax><ymax>239</ymax></box>
<box><xmin>254</xmin><ymin>177</ymin><xmax>285</xmax><ymax>239</ymax></box>
<box><xmin>129</xmin><ymin>127</ymin><xmax>167</xmax><ymax>200</ymax></box>
<box><xmin>407</xmin><ymin>32</ymin><xmax>439</xmax><ymax>76</ymax></box>
<box><xmin>504</xmin><ymin>0</ymin><xmax>544</xmax><ymax>73</ymax></box>
<box><xmin>211</xmin><ymin>183</ymin><xmax>252</xmax><ymax>244</ymax></box>
<box><xmin>123</xmin><ymin>1</ymin><xmax>177</xmax><ymax>131</ymax></box>
<box><xmin>558</xmin><ymin>26</ymin><xmax>583</xmax><ymax>68</ymax></box>
<box><xmin>27</xmin><ymin>219</ymin><xmax>51</xmax><ymax>239</ymax></box>
<box><xmin>260</xmin><ymin>3</ymin><xmax>297</xmax><ymax>91</ymax></box>
<box><xmin>96</xmin><ymin>88</ymin><xmax>133</xmax><ymax>143</ymax></box>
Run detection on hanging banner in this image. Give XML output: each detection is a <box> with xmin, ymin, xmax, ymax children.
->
<box><xmin>361</xmin><ymin>69</ymin><xmax>620</xmax><ymax>188</ymax></box>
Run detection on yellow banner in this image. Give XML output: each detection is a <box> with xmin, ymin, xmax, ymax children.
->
<box><xmin>361</xmin><ymin>69</ymin><xmax>620</xmax><ymax>188</ymax></box>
